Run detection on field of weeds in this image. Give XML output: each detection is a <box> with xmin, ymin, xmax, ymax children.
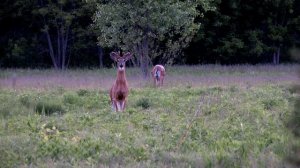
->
<box><xmin>0</xmin><ymin>65</ymin><xmax>299</xmax><ymax>167</ymax></box>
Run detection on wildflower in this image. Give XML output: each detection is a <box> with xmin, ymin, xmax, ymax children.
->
<box><xmin>43</xmin><ymin>135</ymin><xmax>49</xmax><ymax>141</ymax></box>
<box><xmin>41</xmin><ymin>123</ymin><xmax>46</xmax><ymax>129</ymax></box>
<box><xmin>72</xmin><ymin>136</ymin><xmax>80</xmax><ymax>142</ymax></box>
<box><xmin>115</xmin><ymin>133</ymin><xmax>121</xmax><ymax>138</ymax></box>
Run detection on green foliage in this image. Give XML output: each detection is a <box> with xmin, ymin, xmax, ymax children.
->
<box><xmin>187</xmin><ymin>0</ymin><xmax>299</xmax><ymax>64</ymax></box>
<box><xmin>284</xmin><ymin>55</ymin><xmax>300</xmax><ymax>166</ymax></box>
<box><xmin>135</xmin><ymin>97</ymin><xmax>151</xmax><ymax>109</ymax></box>
<box><xmin>93</xmin><ymin>0</ymin><xmax>211</xmax><ymax>65</ymax></box>
<box><xmin>35</xmin><ymin>100</ymin><xmax>65</xmax><ymax>115</ymax></box>
<box><xmin>215</xmin><ymin>37</ymin><xmax>245</xmax><ymax>59</ymax></box>
<box><xmin>291</xmin><ymin>89</ymin><xmax>300</xmax><ymax>133</ymax></box>
<box><xmin>268</xmin><ymin>25</ymin><xmax>288</xmax><ymax>43</ymax></box>
<box><xmin>77</xmin><ymin>89</ymin><xmax>90</xmax><ymax>96</ymax></box>
<box><xmin>0</xmin><ymin>73</ymin><xmax>297</xmax><ymax>167</ymax></box>
<box><xmin>1</xmin><ymin>0</ymin><xmax>300</xmax><ymax>67</ymax></box>
<box><xmin>63</xmin><ymin>92</ymin><xmax>80</xmax><ymax>105</ymax></box>
<box><xmin>0</xmin><ymin>105</ymin><xmax>11</xmax><ymax>119</ymax></box>
<box><xmin>0</xmin><ymin>0</ymin><xmax>101</xmax><ymax>68</ymax></box>
<box><xmin>246</xmin><ymin>30</ymin><xmax>265</xmax><ymax>56</ymax></box>
<box><xmin>19</xmin><ymin>94</ymin><xmax>32</xmax><ymax>108</ymax></box>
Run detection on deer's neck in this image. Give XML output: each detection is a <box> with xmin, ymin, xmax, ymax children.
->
<box><xmin>116</xmin><ymin>70</ymin><xmax>127</xmax><ymax>83</ymax></box>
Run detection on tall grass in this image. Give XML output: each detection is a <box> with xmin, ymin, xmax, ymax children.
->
<box><xmin>0</xmin><ymin>64</ymin><xmax>299</xmax><ymax>90</ymax></box>
<box><xmin>0</xmin><ymin>65</ymin><xmax>299</xmax><ymax>167</ymax></box>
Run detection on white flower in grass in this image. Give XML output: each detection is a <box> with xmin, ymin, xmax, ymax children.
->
<box><xmin>115</xmin><ymin>133</ymin><xmax>121</xmax><ymax>138</ymax></box>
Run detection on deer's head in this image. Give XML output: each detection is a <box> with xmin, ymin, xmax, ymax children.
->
<box><xmin>110</xmin><ymin>51</ymin><xmax>132</xmax><ymax>71</ymax></box>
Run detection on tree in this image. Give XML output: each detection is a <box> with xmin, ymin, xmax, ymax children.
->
<box><xmin>32</xmin><ymin>0</ymin><xmax>78</xmax><ymax>69</ymax></box>
<box><xmin>1</xmin><ymin>0</ymin><xmax>299</xmax><ymax>68</ymax></box>
<box><xmin>0</xmin><ymin>0</ymin><xmax>46</xmax><ymax>68</ymax></box>
<box><xmin>32</xmin><ymin>0</ymin><xmax>101</xmax><ymax>69</ymax></box>
<box><xmin>186</xmin><ymin>0</ymin><xmax>296</xmax><ymax>64</ymax></box>
<box><xmin>265</xmin><ymin>0</ymin><xmax>294</xmax><ymax>64</ymax></box>
<box><xmin>0</xmin><ymin>0</ymin><xmax>104</xmax><ymax>69</ymax></box>
<box><xmin>93</xmin><ymin>0</ymin><xmax>212</xmax><ymax>77</ymax></box>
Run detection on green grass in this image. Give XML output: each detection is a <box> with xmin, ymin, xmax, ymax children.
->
<box><xmin>0</xmin><ymin>82</ymin><xmax>298</xmax><ymax>167</ymax></box>
<box><xmin>0</xmin><ymin>64</ymin><xmax>298</xmax><ymax>77</ymax></box>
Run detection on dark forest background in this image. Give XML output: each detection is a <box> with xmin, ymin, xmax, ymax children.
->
<box><xmin>0</xmin><ymin>0</ymin><xmax>299</xmax><ymax>69</ymax></box>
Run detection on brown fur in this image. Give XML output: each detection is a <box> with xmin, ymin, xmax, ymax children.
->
<box><xmin>151</xmin><ymin>65</ymin><xmax>166</xmax><ymax>87</ymax></box>
<box><xmin>109</xmin><ymin>51</ymin><xmax>132</xmax><ymax>112</ymax></box>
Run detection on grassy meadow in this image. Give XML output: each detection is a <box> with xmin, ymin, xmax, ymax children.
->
<box><xmin>0</xmin><ymin>65</ymin><xmax>299</xmax><ymax>167</ymax></box>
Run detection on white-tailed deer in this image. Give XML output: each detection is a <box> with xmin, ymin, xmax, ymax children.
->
<box><xmin>151</xmin><ymin>65</ymin><xmax>165</xmax><ymax>87</ymax></box>
<box><xmin>109</xmin><ymin>51</ymin><xmax>132</xmax><ymax>112</ymax></box>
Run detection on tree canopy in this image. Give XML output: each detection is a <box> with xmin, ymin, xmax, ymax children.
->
<box><xmin>0</xmin><ymin>0</ymin><xmax>299</xmax><ymax>69</ymax></box>
<box><xmin>93</xmin><ymin>0</ymin><xmax>212</xmax><ymax>77</ymax></box>
<box><xmin>185</xmin><ymin>0</ymin><xmax>299</xmax><ymax>64</ymax></box>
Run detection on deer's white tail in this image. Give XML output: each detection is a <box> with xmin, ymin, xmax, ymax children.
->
<box><xmin>151</xmin><ymin>65</ymin><xmax>166</xmax><ymax>87</ymax></box>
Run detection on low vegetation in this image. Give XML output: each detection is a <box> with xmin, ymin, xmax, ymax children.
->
<box><xmin>0</xmin><ymin>66</ymin><xmax>299</xmax><ymax>167</ymax></box>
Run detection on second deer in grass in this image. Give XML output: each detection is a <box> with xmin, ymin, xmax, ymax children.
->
<box><xmin>109</xmin><ymin>51</ymin><xmax>132</xmax><ymax>112</ymax></box>
<box><xmin>151</xmin><ymin>65</ymin><xmax>165</xmax><ymax>87</ymax></box>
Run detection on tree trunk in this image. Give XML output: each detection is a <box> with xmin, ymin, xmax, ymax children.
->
<box><xmin>131</xmin><ymin>46</ymin><xmax>139</xmax><ymax>67</ymax></box>
<box><xmin>62</xmin><ymin>27</ymin><xmax>69</xmax><ymax>70</ymax></box>
<box><xmin>98</xmin><ymin>46</ymin><xmax>104</xmax><ymax>68</ymax></box>
<box><xmin>136</xmin><ymin>38</ymin><xmax>150</xmax><ymax>78</ymax></box>
<box><xmin>45</xmin><ymin>27</ymin><xmax>69</xmax><ymax>70</ymax></box>
<box><xmin>272</xmin><ymin>47</ymin><xmax>281</xmax><ymax>65</ymax></box>
<box><xmin>130</xmin><ymin>58</ymin><xmax>137</xmax><ymax>67</ymax></box>
<box><xmin>57</xmin><ymin>28</ymin><xmax>61</xmax><ymax>68</ymax></box>
<box><xmin>45</xmin><ymin>30</ymin><xmax>58</xmax><ymax>69</ymax></box>
<box><xmin>40</xmin><ymin>0</ymin><xmax>71</xmax><ymax>70</ymax></box>
<box><xmin>276</xmin><ymin>47</ymin><xmax>280</xmax><ymax>64</ymax></box>
<box><xmin>273</xmin><ymin>52</ymin><xmax>277</xmax><ymax>64</ymax></box>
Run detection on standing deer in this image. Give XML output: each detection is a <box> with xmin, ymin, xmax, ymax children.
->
<box><xmin>151</xmin><ymin>65</ymin><xmax>165</xmax><ymax>87</ymax></box>
<box><xmin>109</xmin><ymin>51</ymin><xmax>132</xmax><ymax>112</ymax></box>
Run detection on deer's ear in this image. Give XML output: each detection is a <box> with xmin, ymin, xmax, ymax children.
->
<box><xmin>123</xmin><ymin>52</ymin><xmax>132</xmax><ymax>61</ymax></box>
<box><xmin>110</xmin><ymin>52</ymin><xmax>119</xmax><ymax>61</ymax></box>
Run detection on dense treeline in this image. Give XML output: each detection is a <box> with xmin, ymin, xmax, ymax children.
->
<box><xmin>186</xmin><ymin>0</ymin><xmax>300</xmax><ymax>64</ymax></box>
<box><xmin>0</xmin><ymin>0</ymin><xmax>299</xmax><ymax>69</ymax></box>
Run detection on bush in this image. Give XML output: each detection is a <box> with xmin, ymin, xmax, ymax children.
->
<box><xmin>19</xmin><ymin>94</ymin><xmax>32</xmax><ymax>107</ymax></box>
<box><xmin>136</xmin><ymin>98</ymin><xmax>151</xmax><ymax>109</ymax></box>
<box><xmin>63</xmin><ymin>93</ymin><xmax>79</xmax><ymax>105</ymax></box>
<box><xmin>77</xmin><ymin>89</ymin><xmax>89</xmax><ymax>96</ymax></box>
<box><xmin>35</xmin><ymin>100</ymin><xmax>64</xmax><ymax>115</ymax></box>
<box><xmin>0</xmin><ymin>106</ymin><xmax>11</xmax><ymax>118</ymax></box>
<box><xmin>262</xmin><ymin>99</ymin><xmax>279</xmax><ymax>110</ymax></box>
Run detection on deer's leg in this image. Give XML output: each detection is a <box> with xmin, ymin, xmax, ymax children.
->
<box><xmin>156</xmin><ymin>78</ymin><xmax>160</xmax><ymax>87</ymax></box>
<box><xmin>112</xmin><ymin>99</ymin><xmax>117</xmax><ymax>112</ymax></box>
<box><xmin>161</xmin><ymin>77</ymin><xmax>164</xmax><ymax>86</ymax></box>
<box><xmin>158</xmin><ymin>78</ymin><xmax>162</xmax><ymax>87</ymax></box>
<box><xmin>120</xmin><ymin>101</ymin><xmax>124</xmax><ymax>112</ymax></box>
<box><xmin>118</xmin><ymin>101</ymin><xmax>122</xmax><ymax>112</ymax></box>
<box><xmin>122</xmin><ymin>99</ymin><xmax>127</xmax><ymax>112</ymax></box>
<box><xmin>116</xmin><ymin>101</ymin><xmax>122</xmax><ymax>112</ymax></box>
<box><xmin>111</xmin><ymin>101</ymin><xmax>115</xmax><ymax>111</ymax></box>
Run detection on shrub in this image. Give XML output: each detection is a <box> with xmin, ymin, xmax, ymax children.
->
<box><xmin>0</xmin><ymin>106</ymin><xmax>11</xmax><ymax>118</ymax></box>
<box><xmin>63</xmin><ymin>93</ymin><xmax>79</xmax><ymax>105</ymax></box>
<box><xmin>19</xmin><ymin>94</ymin><xmax>32</xmax><ymax>107</ymax></box>
<box><xmin>77</xmin><ymin>89</ymin><xmax>89</xmax><ymax>96</ymax></box>
<box><xmin>126</xmin><ymin>146</ymin><xmax>148</xmax><ymax>161</ymax></box>
<box><xmin>136</xmin><ymin>98</ymin><xmax>151</xmax><ymax>109</ymax></box>
<box><xmin>262</xmin><ymin>99</ymin><xmax>279</xmax><ymax>110</ymax></box>
<box><xmin>35</xmin><ymin>100</ymin><xmax>64</xmax><ymax>115</ymax></box>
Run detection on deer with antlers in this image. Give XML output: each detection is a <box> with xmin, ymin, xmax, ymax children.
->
<box><xmin>151</xmin><ymin>65</ymin><xmax>165</xmax><ymax>87</ymax></box>
<box><xmin>109</xmin><ymin>51</ymin><xmax>132</xmax><ymax>112</ymax></box>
